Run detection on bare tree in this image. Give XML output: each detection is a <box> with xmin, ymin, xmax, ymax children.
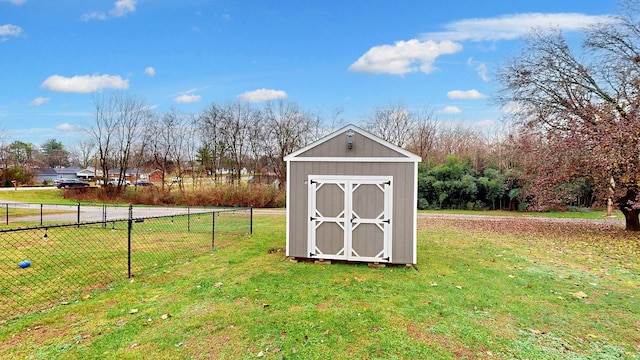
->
<box><xmin>148</xmin><ymin>109</ymin><xmax>180</xmax><ymax>191</ymax></box>
<box><xmin>183</xmin><ymin>114</ymin><xmax>202</xmax><ymax>189</ymax></box>
<box><xmin>218</xmin><ymin>101</ymin><xmax>256</xmax><ymax>183</ymax></box>
<box><xmin>246</xmin><ymin>112</ymin><xmax>266</xmax><ymax>176</ymax></box>
<box><xmin>67</xmin><ymin>139</ymin><xmax>96</xmax><ymax>168</ymax></box>
<box><xmin>168</xmin><ymin>111</ymin><xmax>195</xmax><ymax>192</ymax></box>
<box><xmin>407</xmin><ymin>108</ymin><xmax>438</xmax><ymax>165</ymax></box>
<box><xmin>263</xmin><ymin>100</ymin><xmax>319</xmax><ymax>186</ymax></box>
<box><xmin>496</xmin><ymin>0</ymin><xmax>640</xmax><ymax>230</ymax></box>
<box><xmin>363</xmin><ymin>103</ymin><xmax>416</xmax><ymax>147</ymax></box>
<box><xmin>198</xmin><ymin>103</ymin><xmax>227</xmax><ymax>182</ymax></box>
<box><xmin>87</xmin><ymin>93</ymin><xmax>150</xmax><ymax>190</ymax></box>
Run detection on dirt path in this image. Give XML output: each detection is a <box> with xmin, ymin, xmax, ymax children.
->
<box><xmin>416</xmin><ymin>212</ymin><xmax>625</xmax><ymax>227</ymax></box>
<box><xmin>0</xmin><ymin>202</ymin><xmax>240</xmax><ymax>225</ymax></box>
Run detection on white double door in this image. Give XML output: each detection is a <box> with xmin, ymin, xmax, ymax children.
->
<box><xmin>308</xmin><ymin>175</ymin><xmax>392</xmax><ymax>263</ymax></box>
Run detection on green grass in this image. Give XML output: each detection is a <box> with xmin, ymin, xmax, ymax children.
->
<box><xmin>0</xmin><ymin>211</ymin><xmax>252</xmax><ymax>320</ymax></box>
<box><xmin>0</xmin><ymin>189</ymin><xmax>99</xmax><ymax>205</ymax></box>
<box><xmin>0</xmin><ymin>213</ymin><xmax>638</xmax><ymax>359</ymax></box>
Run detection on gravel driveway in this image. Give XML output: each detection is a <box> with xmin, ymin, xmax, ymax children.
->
<box><xmin>0</xmin><ymin>201</ymin><xmax>238</xmax><ymax>225</ymax></box>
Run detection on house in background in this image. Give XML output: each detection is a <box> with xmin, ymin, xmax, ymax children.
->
<box><xmin>35</xmin><ymin>166</ymin><xmax>82</xmax><ymax>184</ymax></box>
<box><xmin>248</xmin><ymin>173</ymin><xmax>280</xmax><ymax>188</ymax></box>
<box><xmin>34</xmin><ymin>168</ymin><xmax>58</xmax><ymax>184</ymax></box>
<box><xmin>145</xmin><ymin>169</ymin><xmax>163</xmax><ymax>182</ymax></box>
<box><xmin>107</xmin><ymin>168</ymin><xmax>163</xmax><ymax>182</ymax></box>
<box><xmin>34</xmin><ymin>166</ymin><xmax>163</xmax><ymax>185</ymax></box>
<box><xmin>53</xmin><ymin>166</ymin><xmax>82</xmax><ymax>180</ymax></box>
<box><xmin>77</xmin><ymin>167</ymin><xmax>102</xmax><ymax>181</ymax></box>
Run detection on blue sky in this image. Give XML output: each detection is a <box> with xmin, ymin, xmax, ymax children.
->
<box><xmin>0</xmin><ymin>0</ymin><xmax>619</xmax><ymax>147</ymax></box>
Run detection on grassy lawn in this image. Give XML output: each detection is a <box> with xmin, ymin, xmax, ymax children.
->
<box><xmin>0</xmin><ymin>213</ymin><xmax>638</xmax><ymax>359</ymax></box>
<box><xmin>0</xmin><ymin>189</ymin><xmax>82</xmax><ymax>205</ymax></box>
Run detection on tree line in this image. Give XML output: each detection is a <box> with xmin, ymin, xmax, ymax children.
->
<box><xmin>0</xmin><ymin>93</ymin><xmax>611</xmax><ymax>217</ymax></box>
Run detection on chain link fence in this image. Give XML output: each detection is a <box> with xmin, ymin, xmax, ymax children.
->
<box><xmin>0</xmin><ymin>206</ymin><xmax>252</xmax><ymax>321</ymax></box>
<box><xmin>0</xmin><ymin>202</ymin><xmax>210</xmax><ymax>226</ymax></box>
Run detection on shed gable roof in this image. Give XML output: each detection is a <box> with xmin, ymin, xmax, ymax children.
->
<box><xmin>284</xmin><ymin>124</ymin><xmax>421</xmax><ymax>163</ymax></box>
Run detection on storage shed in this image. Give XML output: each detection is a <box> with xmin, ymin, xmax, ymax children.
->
<box><xmin>284</xmin><ymin>124</ymin><xmax>422</xmax><ymax>265</ymax></box>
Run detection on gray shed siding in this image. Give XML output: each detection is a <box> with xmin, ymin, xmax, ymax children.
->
<box><xmin>297</xmin><ymin>132</ymin><xmax>405</xmax><ymax>158</ymax></box>
<box><xmin>288</xmin><ymin>161</ymin><xmax>416</xmax><ymax>264</ymax></box>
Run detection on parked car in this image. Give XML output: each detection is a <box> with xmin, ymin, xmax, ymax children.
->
<box><xmin>107</xmin><ymin>178</ymin><xmax>131</xmax><ymax>186</ymax></box>
<box><xmin>56</xmin><ymin>179</ymin><xmax>90</xmax><ymax>189</ymax></box>
<box><xmin>134</xmin><ymin>180</ymin><xmax>154</xmax><ymax>187</ymax></box>
<box><xmin>54</xmin><ymin>179</ymin><xmax>78</xmax><ymax>186</ymax></box>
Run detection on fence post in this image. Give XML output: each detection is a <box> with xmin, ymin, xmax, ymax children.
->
<box><xmin>250</xmin><ymin>207</ymin><xmax>253</xmax><ymax>235</ymax></box>
<box><xmin>102</xmin><ymin>205</ymin><xmax>106</xmax><ymax>228</ymax></box>
<box><xmin>5</xmin><ymin>203</ymin><xmax>8</xmax><ymax>225</ymax></box>
<box><xmin>211</xmin><ymin>211</ymin><xmax>215</xmax><ymax>249</ymax></box>
<box><xmin>76</xmin><ymin>202</ymin><xmax>81</xmax><ymax>226</ymax></box>
<box><xmin>188</xmin><ymin>207</ymin><xmax>191</xmax><ymax>232</ymax></box>
<box><xmin>40</xmin><ymin>204</ymin><xmax>43</xmax><ymax>226</ymax></box>
<box><xmin>127</xmin><ymin>204</ymin><xmax>133</xmax><ymax>278</ymax></box>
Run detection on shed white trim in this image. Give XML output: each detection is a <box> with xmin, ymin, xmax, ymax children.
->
<box><xmin>413</xmin><ymin>161</ymin><xmax>418</xmax><ymax>264</ymax></box>
<box><xmin>308</xmin><ymin>175</ymin><xmax>393</xmax><ymax>263</ymax></box>
<box><xmin>286</xmin><ymin>157</ymin><xmax>417</xmax><ymax>163</ymax></box>
<box><xmin>286</xmin><ymin>160</ymin><xmax>291</xmax><ymax>257</ymax></box>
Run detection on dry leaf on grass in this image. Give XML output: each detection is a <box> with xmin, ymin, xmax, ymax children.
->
<box><xmin>573</xmin><ymin>291</ymin><xmax>588</xmax><ymax>299</ymax></box>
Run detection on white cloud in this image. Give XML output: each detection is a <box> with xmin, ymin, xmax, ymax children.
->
<box><xmin>0</xmin><ymin>0</ymin><xmax>26</xmax><ymax>4</ymax></box>
<box><xmin>30</xmin><ymin>97</ymin><xmax>50</xmax><ymax>106</ymax></box>
<box><xmin>174</xmin><ymin>94</ymin><xmax>202</xmax><ymax>103</ymax></box>
<box><xmin>473</xmin><ymin>119</ymin><xmax>496</xmax><ymax>129</ymax></box>
<box><xmin>422</xmin><ymin>13</ymin><xmax>614</xmax><ymax>42</ymax></box>
<box><xmin>438</xmin><ymin>106</ymin><xmax>462</xmax><ymax>114</ymax></box>
<box><xmin>475</xmin><ymin>63</ymin><xmax>488</xmax><ymax>82</ymax></box>
<box><xmin>144</xmin><ymin>66</ymin><xmax>155</xmax><ymax>76</ymax></box>
<box><xmin>237</xmin><ymin>88</ymin><xmax>288</xmax><ymax>103</ymax></box>
<box><xmin>81</xmin><ymin>12</ymin><xmax>107</xmax><ymax>21</ymax></box>
<box><xmin>501</xmin><ymin>101</ymin><xmax>526</xmax><ymax>116</ymax></box>
<box><xmin>467</xmin><ymin>57</ymin><xmax>489</xmax><ymax>82</ymax></box>
<box><xmin>55</xmin><ymin>123</ymin><xmax>81</xmax><ymax>132</ymax></box>
<box><xmin>110</xmin><ymin>0</ymin><xmax>136</xmax><ymax>17</ymax></box>
<box><xmin>447</xmin><ymin>89</ymin><xmax>487</xmax><ymax>100</ymax></box>
<box><xmin>349</xmin><ymin>39</ymin><xmax>462</xmax><ymax>76</ymax></box>
<box><xmin>349</xmin><ymin>13</ymin><xmax>612</xmax><ymax>78</ymax></box>
<box><xmin>0</xmin><ymin>24</ymin><xmax>23</xmax><ymax>41</ymax></box>
<box><xmin>82</xmin><ymin>0</ymin><xmax>136</xmax><ymax>21</ymax></box>
<box><xmin>40</xmin><ymin>74</ymin><xmax>129</xmax><ymax>93</ymax></box>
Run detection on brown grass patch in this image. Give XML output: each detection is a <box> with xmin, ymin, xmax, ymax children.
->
<box><xmin>65</xmin><ymin>184</ymin><xmax>285</xmax><ymax>208</ymax></box>
<box><xmin>406</xmin><ymin>322</ymin><xmax>487</xmax><ymax>359</ymax></box>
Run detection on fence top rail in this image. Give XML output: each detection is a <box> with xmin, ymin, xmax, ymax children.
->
<box><xmin>0</xmin><ymin>206</ymin><xmax>252</xmax><ymax>233</ymax></box>
<box><xmin>1</xmin><ymin>202</ymin><xmax>250</xmax><ymax>211</ymax></box>
<box><xmin>0</xmin><ymin>219</ymin><xmax>120</xmax><ymax>233</ymax></box>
